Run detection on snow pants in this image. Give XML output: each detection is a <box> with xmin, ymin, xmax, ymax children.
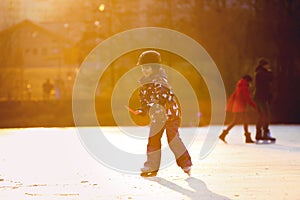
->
<box><xmin>144</xmin><ymin>119</ymin><xmax>192</xmax><ymax>171</ymax></box>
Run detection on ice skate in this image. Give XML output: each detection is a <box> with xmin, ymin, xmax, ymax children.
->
<box><xmin>183</xmin><ymin>166</ymin><xmax>191</xmax><ymax>176</ymax></box>
<box><xmin>140</xmin><ymin>166</ymin><xmax>158</xmax><ymax>177</ymax></box>
<box><xmin>244</xmin><ymin>132</ymin><xmax>254</xmax><ymax>143</ymax></box>
<box><xmin>263</xmin><ymin>130</ymin><xmax>276</xmax><ymax>141</ymax></box>
<box><xmin>256</xmin><ymin>130</ymin><xmax>276</xmax><ymax>144</ymax></box>
<box><xmin>255</xmin><ymin>129</ymin><xmax>264</xmax><ymax>140</ymax></box>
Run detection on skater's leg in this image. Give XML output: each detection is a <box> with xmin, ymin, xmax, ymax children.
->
<box><xmin>255</xmin><ymin>100</ymin><xmax>264</xmax><ymax>140</ymax></box>
<box><xmin>143</xmin><ymin>122</ymin><xmax>165</xmax><ymax>171</ymax></box>
<box><xmin>165</xmin><ymin>120</ymin><xmax>192</xmax><ymax>171</ymax></box>
<box><xmin>242</xmin><ymin>113</ymin><xmax>249</xmax><ymax>133</ymax></box>
<box><xmin>259</xmin><ymin>102</ymin><xmax>275</xmax><ymax>141</ymax></box>
<box><xmin>262</xmin><ymin>103</ymin><xmax>276</xmax><ymax>141</ymax></box>
<box><xmin>255</xmin><ymin>122</ymin><xmax>263</xmax><ymax>139</ymax></box>
<box><xmin>260</xmin><ymin>101</ymin><xmax>269</xmax><ymax>133</ymax></box>
<box><xmin>219</xmin><ymin>113</ymin><xmax>238</xmax><ymax>143</ymax></box>
<box><xmin>225</xmin><ymin>113</ymin><xmax>239</xmax><ymax>132</ymax></box>
<box><xmin>242</xmin><ymin>113</ymin><xmax>254</xmax><ymax>143</ymax></box>
<box><xmin>224</xmin><ymin>113</ymin><xmax>238</xmax><ymax>132</ymax></box>
<box><xmin>262</xmin><ymin>102</ymin><xmax>271</xmax><ymax>134</ymax></box>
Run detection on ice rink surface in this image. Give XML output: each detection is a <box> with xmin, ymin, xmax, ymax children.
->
<box><xmin>0</xmin><ymin>125</ymin><xmax>299</xmax><ymax>199</ymax></box>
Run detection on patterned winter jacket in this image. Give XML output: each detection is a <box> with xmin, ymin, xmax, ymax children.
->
<box><xmin>138</xmin><ymin>68</ymin><xmax>181</xmax><ymax>123</ymax></box>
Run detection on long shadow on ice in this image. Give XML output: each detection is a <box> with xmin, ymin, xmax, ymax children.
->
<box><xmin>147</xmin><ymin>177</ymin><xmax>231</xmax><ymax>200</ymax></box>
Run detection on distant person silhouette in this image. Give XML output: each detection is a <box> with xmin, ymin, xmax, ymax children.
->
<box><xmin>25</xmin><ymin>80</ymin><xmax>32</xmax><ymax>100</ymax></box>
<box><xmin>254</xmin><ymin>58</ymin><xmax>276</xmax><ymax>142</ymax></box>
<box><xmin>42</xmin><ymin>79</ymin><xmax>53</xmax><ymax>100</ymax></box>
<box><xmin>219</xmin><ymin>75</ymin><xmax>258</xmax><ymax>144</ymax></box>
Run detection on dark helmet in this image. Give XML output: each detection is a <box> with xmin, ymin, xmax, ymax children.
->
<box><xmin>258</xmin><ymin>57</ymin><xmax>269</xmax><ymax>66</ymax></box>
<box><xmin>137</xmin><ymin>50</ymin><xmax>162</xmax><ymax>65</ymax></box>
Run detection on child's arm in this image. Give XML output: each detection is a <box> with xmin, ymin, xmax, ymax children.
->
<box><xmin>124</xmin><ymin>105</ymin><xmax>141</xmax><ymax>115</ymax></box>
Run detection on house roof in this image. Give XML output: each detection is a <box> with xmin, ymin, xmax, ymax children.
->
<box><xmin>39</xmin><ymin>21</ymin><xmax>87</xmax><ymax>44</ymax></box>
<box><xmin>0</xmin><ymin>19</ymin><xmax>74</xmax><ymax>45</ymax></box>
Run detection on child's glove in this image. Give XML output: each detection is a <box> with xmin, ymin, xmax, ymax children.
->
<box><xmin>136</xmin><ymin>108</ymin><xmax>147</xmax><ymax>116</ymax></box>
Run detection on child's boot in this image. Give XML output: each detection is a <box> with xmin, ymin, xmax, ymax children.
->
<box><xmin>219</xmin><ymin>130</ymin><xmax>229</xmax><ymax>144</ymax></box>
<box><xmin>244</xmin><ymin>132</ymin><xmax>254</xmax><ymax>143</ymax></box>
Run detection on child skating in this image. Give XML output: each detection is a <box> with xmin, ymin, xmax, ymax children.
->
<box><xmin>134</xmin><ymin>50</ymin><xmax>192</xmax><ymax>177</ymax></box>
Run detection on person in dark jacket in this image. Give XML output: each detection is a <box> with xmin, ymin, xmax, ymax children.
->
<box><xmin>254</xmin><ymin>58</ymin><xmax>276</xmax><ymax>141</ymax></box>
<box><xmin>135</xmin><ymin>50</ymin><xmax>192</xmax><ymax>177</ymax></box>
<box><xmin>219</xmin><ymin>75</ymin><xmax>258</xmax><ymax>144</ymax></box>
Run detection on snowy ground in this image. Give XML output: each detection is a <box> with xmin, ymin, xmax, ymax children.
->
<box><xmin>0</xmin><ymin>125</ymin><xmax>299</xmax><ymax>200</ymax></box>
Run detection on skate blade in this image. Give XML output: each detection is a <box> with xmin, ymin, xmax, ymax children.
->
<box><xmin>184</xmin><ymin>170</ymin><xmax>191</xmax><ymax>176</ymax></box>
<box><xmin>140</xmin><ymin>171</ymin><xmax>157</xmax><ymax>177</ymax></box>
<box><xmin>255</xmin><ymin>139</ymin><xmax>276</xmax><ymax>144</ymax></box>
<box><xmin>183</xmin><ymin>167</ymin><xmax>191</xmax><ymax>176</ymax></box>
